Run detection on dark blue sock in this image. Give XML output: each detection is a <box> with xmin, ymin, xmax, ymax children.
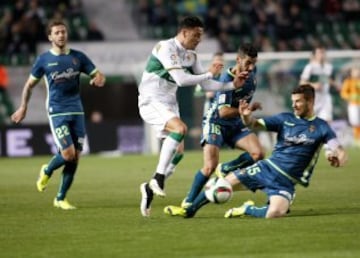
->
<box><xmin>56</xmin><ymin>162</ymin><xmax>77</xmax><ymax>201</ymax></box>
<box><xmin>245</xmin><ymin>205</ymin><xmax>268</xmax><ymax>218</ymax></box>
<box><xmin>45</xmin><ymin>153</ymin><xmax>66</xmax><ymax>177</ymax></box>
<box><xmin>221</xmin><ymin>152</ymin><xmax>255</xmax><ymax>175</ymax></box>
<box><xmin>185</xmin><ymin>170</ymin><xmax>209</xmax><ymax>203</ymax></box>
<box><xmin>186</xmin><ymin>191</ymin><xmax>209</xmax><ymax>218</ymax></box>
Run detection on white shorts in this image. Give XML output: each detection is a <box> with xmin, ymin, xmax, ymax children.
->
<box><xmin>314</xmin><ymin>94</ymin><xmax>333</xmax><ymax>121</ymax></box>
<box><xmin>348</xmin><ymin>104</ymin><xmax>360</xmax><ymax>126</ymax></box>
<box><xmin>139</xmin><ymin>100</ymin><xmax>179</xmax><ymax>138</ymax></box>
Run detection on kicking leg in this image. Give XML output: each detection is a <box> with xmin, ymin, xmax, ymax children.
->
<box><xmin>182</xmin><ymin>144</ymin><xmax>219</xmax><ymax>206</ymax></box>
<box><xmin>219</xmin><ymin>133</ymin><xmax>264</xmax><ymax>176</ymax></box>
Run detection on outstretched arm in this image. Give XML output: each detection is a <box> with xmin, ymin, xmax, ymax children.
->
<box><xmin>200</xmin><ymin>70</ymin><xmax>249</xmax><ymax>91</ymax></box>
<box><xmin>11</xmin><ymin>76</ymin><xmax>39</xmax><ymax>124</ymax></box>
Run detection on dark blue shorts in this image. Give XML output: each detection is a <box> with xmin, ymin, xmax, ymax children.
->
<box><xmin>49</xmin><ymin>114</ymin><xmax>86</xmax><ymax>151</ymax></box>
<box><xmin>201</xmin><ymin>121</ymin><xmax>251</xmax><ymax>148</ymax></box>
<box><xmin>234</xmin><ymin>160</ymin><xmax>296</xmax><ymax>202</ymax></box>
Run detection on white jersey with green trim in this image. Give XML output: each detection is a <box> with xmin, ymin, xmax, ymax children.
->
<box><xmin>300</xmin><ymin>61</ymin><xmax>333</xmax><ymax>97</ymax></box>
<box><xmin>138</xmin><ymin>38</ymin><xmax>205</xmax><ymax>105</ymax></box>
<box><xmin>300</xmin><ymin>61</ymin><xmax>334</xmax><ymax>120</ymax></box>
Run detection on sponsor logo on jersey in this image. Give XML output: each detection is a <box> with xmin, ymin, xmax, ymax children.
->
<box><xmin>48</xmin><ymin>62</ymin><xmax>58</xmax><ymax>66</ymax></box>
<box><xmin>284</xmin><ymin>133</ymin><xmax>315</xmax><ymax>145</ymax></box>
<box><xmin>72</xmin><ymin>58</ymin><xmax>78</xmax><ymax>65</ymax></box>
<box><xmin>50</xmin><ymin>68</ymin><xmax>80</xmax><ymax>81</ymax></box>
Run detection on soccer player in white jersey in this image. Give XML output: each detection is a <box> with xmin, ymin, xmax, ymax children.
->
<box><xmin>300</xmin><ymin>46</ymin><xmax>337</xmax><ymax>122</ymax></box>
<box><xmin>138</xmin><ymin>16</ymin><xmax>247</xmax><ymax>217</ymax></box>
<box><xmin>11</xmin><ymin>20</ymin><xmax>106</xmax><ymax>210</ymax></box>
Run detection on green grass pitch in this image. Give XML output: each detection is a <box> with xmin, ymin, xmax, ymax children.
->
<box><xmin>1</xmin><ymin>149</ymin><xmax>360</xmax><ymax>258</ymax></box>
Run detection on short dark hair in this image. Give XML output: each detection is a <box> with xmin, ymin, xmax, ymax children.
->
<box><xmin>292</xmin><ymin>84</ymin><xmax>315</xmax><ymax>101</ymax></box>
<box><xmin>238</xmin><ymin>43</ymin><xmax>258</xmax><ymax>58</ymax></box>
<box><xmin>312</xmin><ymin>45</ymin><xmax>325</xmax><ymax>54</ymax></box>
<box><xmin>46</xmin><ymin>19</ymin><xmax>67</xmax><ymax>35</ymax></box>
<box><xmin>178</xmin><ymin>16</ymin><xmax>204</xmax><ymax>31</ymax></box>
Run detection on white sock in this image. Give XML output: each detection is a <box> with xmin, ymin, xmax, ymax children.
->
<box><xmin>155</xmin><ymin>136</ymin><xmax>180</xmax><ymax>175</ymax></box>
<box><xmin>165</xmin><ymin>163</ymin><xmax>176</xmax><ymax>179</ymax></box>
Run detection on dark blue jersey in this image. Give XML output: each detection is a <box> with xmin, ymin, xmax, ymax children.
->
<box><xmin>205</xmin><ymin>67</ymin><xmax>257</xmax><ymax>127</ymax></box>
<box><xmin>31</xmin><ymin>49</ymin><xmax>97</xmax><ymax>115</ymax></box>
<box><xmin>260</xmin><ymin>112</ymin><xmax>337</xmax><ymax>187</ymax></box>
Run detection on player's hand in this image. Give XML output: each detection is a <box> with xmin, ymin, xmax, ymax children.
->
<box><xmin>249</xmin><ymin>102</ymin><xmax>262</xmax><ymax>111</ymax></box>
<box><xmin>326</xmin><ymin>148</ymin><xmax>347</xmax><ymax>167</ymax></box>
<box><xmin>90</xmin><ymin>72</ymin><xmax>106</xmax><ymax>87</ymax></box>
<box><xmin>327</xmin><ymin>155</ymin><xmax>340</xmax><ymax>167</ymax></box>
<box><xmin>233</xmin><ymin>71</ymin><xmax>249</xmax><ymax>89</ymax></box>
<box><xmin>11</xmin><ymin>106</ymin><xmax>27</xmax><ymax>124</ymax></box>
<box><xmin>238</xmin><ymin>99</ymin><xmax>252</xmax><ymax>116</ymax></box>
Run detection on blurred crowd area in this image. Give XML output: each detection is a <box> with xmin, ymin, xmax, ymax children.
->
<box><xmin>0</xmin><ymin>0</ymin><xmax>104</xmax><ymax>65</ymax></box>
<box><xmin>131</xmin><ymin>0</ymin><xmax>360</xmax><ymax>52</ymax></box>
<box><xmin>2</xmin><ymin>0</ymin><xmax>360</xmax><ymax>65</ymax></box>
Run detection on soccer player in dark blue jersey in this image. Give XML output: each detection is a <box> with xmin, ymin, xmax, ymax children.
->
<box><xmin>177</xmin><ymin>43</ymin><xmax>264</xmax><ymax>209</ymax></box>
<box><xmin>164</xmin><ymin>84</ymin><xmax>347</xmax><ymax>218</ymax></box>
<box><xmin>11</xmin><ymin>20</ymin><xmax>106</xmax><ymax>210</ymax></box>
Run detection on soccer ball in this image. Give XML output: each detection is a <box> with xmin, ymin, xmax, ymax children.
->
<box><xmin>204</xmin><ymin>177</ymin><xmax>233</xmax><ymax>204</ymax></box>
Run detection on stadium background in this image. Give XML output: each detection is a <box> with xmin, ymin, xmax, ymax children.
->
<box><xmin>1</xmin><ymin>0</ymin><xmax>359</xmax><ymax>157</ymax></box>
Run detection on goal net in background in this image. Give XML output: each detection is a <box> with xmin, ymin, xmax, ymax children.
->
<box><xmin>139</xmin><ymin>50</ymin><xmax>360</xmax><ymax>153</ymax></box>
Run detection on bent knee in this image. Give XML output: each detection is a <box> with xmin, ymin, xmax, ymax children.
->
<box><xmin>177</xmin><ymin>124</ymin><xmax>187</xmax><ymax>135</ymax></box>
<box><xmin>266</xmin><ymin>208</ymin><xmax>288</xmax><ymax>218</ymax></box>
<box><xmin>202</xmin><ymin>165</ymin><xmax>216</xmax><ymax>177</ymax></box>
<box><xmin>61</xmin><ymin>148</ymin><xmax>78</xmax><ymax>162</ymax></box>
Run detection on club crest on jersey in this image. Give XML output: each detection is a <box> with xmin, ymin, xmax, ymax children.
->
<box><xmin>72</xmin><ymin>58</ymin><xmax>78</xmax><ymax>65</ymax></box>
<box><xmin>309</xmin><ymin>125</ymin><xmax>316</xmax><ymax>132</ymax></box>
